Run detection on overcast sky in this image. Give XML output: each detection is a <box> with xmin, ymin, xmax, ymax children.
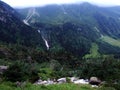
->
<box><xmin>2</xmin><ymin>0</ymin><xmax>120</xmax><ymax>8</ymax></box>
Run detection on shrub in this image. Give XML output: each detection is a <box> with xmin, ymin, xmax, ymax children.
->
<box><xmin>3</xmin><ymin>61</ymin><xmax>39</xmax><ymax>82</ymax></box>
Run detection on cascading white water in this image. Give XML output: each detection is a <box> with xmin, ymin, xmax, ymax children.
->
<box><xmin>38</xmin><ymin>30</ymin><xmax>50</xmax><ymax>50</ymax></box>
<box><xmin>42</xmin><ymin>36</ymin><xmax>50</xmax><ymax>50</ymax></box>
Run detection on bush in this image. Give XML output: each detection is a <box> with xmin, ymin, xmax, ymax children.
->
<box><xmin>79</xmin><ymin>57</ymin><xmax>120</xmax><ymax>81</ymax></box>
<box><xmin>38</xmin><ymin>68</ymin><xmax>54</xmax><ymax>80</ymax></box>
<box><xmin>98</xmin><ymin>87</ymin><xmax>116</xmax><ymax>90</ymax></box>
<box><xmin>3</xmin><ymin>61</ymin><xmax>39</xmax><ymax>82</ymax></box>
<box><xmin>3</xmin><ymin>62</ymin><xmax>26</xmax><ymax>82</ymax></box>
<box><xmin>103</xmin><ymin>82</ymin><xmax>120</xmax><ymax>90</ymax></box>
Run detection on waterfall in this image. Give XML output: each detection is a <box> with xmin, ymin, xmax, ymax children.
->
<box><xmin>38</xmin><ymin>30</ymin><xmax>50</xmax><ymax>50</ymax></box>
<box><xmin>42</xmin><ymin>36</ymin><xmax>50</xmax><ymax>50</ymax></box>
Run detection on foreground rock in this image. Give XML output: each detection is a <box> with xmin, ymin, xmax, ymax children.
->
<box><xmin>57</xmin><ymin>78</ymin><xmax>66</xmax><ymax>84</ymax></box>
<box><xmin>69</xmin><ymin>77</ymin><xmax>79</xmax><ymax>82</ymax></box>
<box><xmin>89</xmin><ymin>77</ymin><xmax>101</xmax><ymax>85</ymax></box>
<box><xmin>73</xmin><ymin>79</ymin><xmax>89</xmax><ymax>84</ymax></box>
<box><xmin>34</xmin><ymin>79</ymin><xmax>56</xmax><ymax>85</ymax></box>
<box><xmin>34</xmin><ymin>77</ymin><xmax>101</xmax><ymax>88</ymax></box>
<box><xmin>0</xmin><ymin>65</ymin><xmax>8</xmax><ymax>74</ymax></box>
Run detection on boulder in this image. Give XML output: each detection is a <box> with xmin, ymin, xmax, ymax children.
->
<box><xmin>89</xmin><ymin>77</ymin><xmax>101</xmax><ymax>85</ymax></box>
<box><xmin>57</xmin><ymin>78</ymin><xmax>66</xmax><ymax>84</ymax></box>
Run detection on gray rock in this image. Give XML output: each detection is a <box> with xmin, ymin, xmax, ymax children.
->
<box><xmin>89</xmin><ymin>77</ymin><xmax>101</xmax><ymax>85</ymax></box>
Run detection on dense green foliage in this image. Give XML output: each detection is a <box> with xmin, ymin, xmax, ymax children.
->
<box><xmin>3</xmin><ymin>61</ymin><xmax>39</xmax><ymax>82</ymax></box>
<box><xmin>17</xmin><ymin>3</ymin><xmax>120</xmax><ymax>56</ymax></box>
<box><xmin>79</xmin><ymin>58</ymin><xmax>120</xmax><ymax>81</ymax></box>
<box><xmin>0</xmin><ymin>1</ymin><xmax>120</xmax><ymax>90</ymax></box>
<box><xmin>0</xmin><ymin>44</ymin><xmax>120</xmax><ymax>90</ymax></box>
<box><xmin>0</xmin><ymin>1</ymin><xmax>45</xmax><ymax>47</ymax></box>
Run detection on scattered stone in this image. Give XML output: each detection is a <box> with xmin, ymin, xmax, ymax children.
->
<box><xmin>57</xmin><ymin>78</ymin><xmax>66</xmax><ymax>84</ymax></box>
<box><xmin>69</xmin><ymin>77</ymin><xmax>79</xmax><ymax>82</ymax></box>
<box><xmin>34</xmin><ymin>76</ymin><xmax>101</xmax><ymax>88</ymax></box>
<box><xmin>15</xmin><ymin>81</ymin><xmax>21</xmax><ymax>87</ymax></box>
<box><xmin>34</xmin><ymin>79</ymin><xmax>56</xmax><ymax>85</ymax></box>
<box><xmin>91</xmin><ymin>85</ymin><xmax>98</xmax><ymax>88</ymax></box>
<box><xmin>73</xmin><ymin>79</ymin><xmax>89</xmax><ymax>84</ymax></box>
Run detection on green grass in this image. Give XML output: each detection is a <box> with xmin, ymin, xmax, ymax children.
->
<box><xmin>0</xmin><ymin>83</ymin><xmax>95</xmax><ymax>90</ymax></box>
<box><xmin>0</xmin><ymin>82</ymin><xmax>95</xmax><ymax>90</ymax></box>
<box><xmin>0</xmin><ymin>82</ymin><xmax>116</xmax><ymax>90</ymax></box>
<box><xmin>84</xmin><ymin>43</ymin><xmax>100</xmax><ymax>58</ymax></box>
<box><xmin>101</xmin><ymin>36</ymin><xmax>120</xmax><ymax>47</ymax></box>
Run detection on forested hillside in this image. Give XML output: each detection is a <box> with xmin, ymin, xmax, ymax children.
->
<box><xmin>0</xmin><ymin>1</ymin><xmax>120</xmax><ymax>90</ymax></box>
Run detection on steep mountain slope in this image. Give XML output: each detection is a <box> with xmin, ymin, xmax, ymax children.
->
<box><xmin>0</xmin><ymin>1</ymin><xmax>45</xmax><ymax>47</ymax></box>
<box><xmin>17</xmin><ymin>3</ymin><xmax>99</xmax><ymax>25</ymax></box>
<box><xmin>17</xmin><ymin>3</ymin><xmax>120</xmax><ymax>38</ymax></box>
<box><xmin>16</xmin><ymin>3</ymin><xmax>120</xmax><ymax>57</ymax></box>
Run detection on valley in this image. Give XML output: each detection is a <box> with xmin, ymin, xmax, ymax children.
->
<box><xmin>0</xmin><ymin>1</ymin><xmax>120</xmax><ymax>90</ymax></box>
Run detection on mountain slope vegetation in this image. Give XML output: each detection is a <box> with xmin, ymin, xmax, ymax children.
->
<box><xmin>0</xmin><ymin>1</ymin><xmax>45</xmax><ymax>47</ymax></box>
<box><xmin>0</xmin><ymin>2</ymin><xmax>120</xmax><ymax>89</ymax></box>
<box><xmin>17</xmin><ymin>3</ymin><xmax>120</xmax><ymax>56</ymax></box>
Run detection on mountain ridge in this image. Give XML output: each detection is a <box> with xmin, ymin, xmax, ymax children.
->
<box><xmin>16</xmin><ymin>2</ymin><xmax>120</xmax><ymax>57</ymax></box>
<box><xmin>1</xmin><ymin>1</ymin><xmax>120</xmax><ymax>57</ymax></box>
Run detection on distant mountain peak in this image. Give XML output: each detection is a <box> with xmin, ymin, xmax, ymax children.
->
<box><xmin>80</xmin><ymin>2</ymin><xmax>93</xmax><ymax>5</ymax></box>
<box><xmin>79</xmin><ymin>2</ymin><xmax>98</xmax><ymax>8</ymax></box>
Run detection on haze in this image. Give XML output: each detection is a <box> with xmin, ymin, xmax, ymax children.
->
<box><xmin>2</xmin><ymin>0</ymin><xmax>120</xmax><ymax>8</ymax></box>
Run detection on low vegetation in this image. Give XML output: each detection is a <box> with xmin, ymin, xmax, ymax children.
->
<box><xmin>0</xmin><ymin>82</ymin><xmax>117</xmax><ymax>90</ymax></box>
<box><xmin>84</xmin><ymin>43</ymin><xmax>100</xmax><ymax>58</ymax></box>
<box><xmin>101</xmin><ymin>36</ymin><xmax>120</xmax><ymax>47</ymax></box>
<box><xmin>0</xmin><ymin>43</ymin><xmax>120</xmax><ymax>90</ymax></box>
